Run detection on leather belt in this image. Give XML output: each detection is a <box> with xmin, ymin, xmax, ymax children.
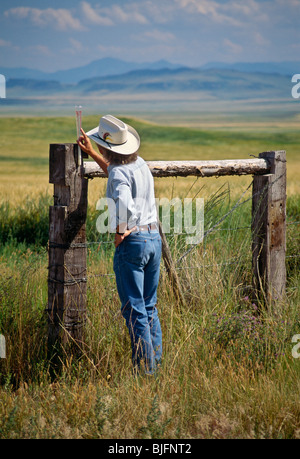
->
<box><xmin>131</xmin><ymin>222</ymin><xmax>158</xmax><ymax>232</ymax></box>
<box><xmin>116</xmin><ymin>222</ymin><xmax>158</xmax><ymax>235</ymax></box>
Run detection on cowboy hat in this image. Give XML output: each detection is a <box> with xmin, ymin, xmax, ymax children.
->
<box><xmin>86</xmin><ymin>115</ymin><xmax>140</xmax><ymax>155</ymax></box>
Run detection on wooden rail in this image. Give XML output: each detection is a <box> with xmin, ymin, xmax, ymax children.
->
<box><xmin>84</xmin><ymin>158</ymin><xmax>271</xmax><ymax>178</ymax></box>
<box><xmin>47</xmin><ymin>145</ymin><xmax>286</xmax><ymax>354</ymax></box>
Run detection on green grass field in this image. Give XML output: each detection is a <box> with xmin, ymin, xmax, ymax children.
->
<box><xmin>1</xmin><ymin>115</ymin><xmax>300</xmax><ymax>204</ymax></box>
<box><xmin>0</xmin><ymin>116</ymin><xmax>299</xmax><ymax>439</ymax></box>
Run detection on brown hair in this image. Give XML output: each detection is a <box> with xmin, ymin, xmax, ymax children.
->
<box><xmin>102</xmin><ymin>149</ymin><xmax>138</xmax><ymax>165</ymax></box>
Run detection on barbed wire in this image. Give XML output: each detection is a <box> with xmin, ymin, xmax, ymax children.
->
<box><xmin>86</xmin><ymin>218</ymin><xmax>299</xmax><ymax>243</ymax></box>
<box><xmin>84</xmin><ymin>218</ymin><xmax>300</xmax><ymax>248</ymax></box>
<box><xmin>176</xmin><ymin>170</ymin><xmax>290</xmax><ymax>264</ymax></box>
<box><xmin>87</xmin><ymin>273</ymin><xmax>115</xmax><ymax>278</ymax></box>
<box><xmin>287</xmin><ymin>221</ymin><xmax>300</xmax><ymax>225</ymax></box>
<box><xmin>84</xmin><ymin>176</ymin><xmax>299</xmax><ymax>280</ymax></box>
<box><xmin>86</xmin><ymin>251</ymin><xmax>300</xmax><ymax>281</ymax></box>
<box><xmin>175</xmin><ymin>256</ymin><xmax>249</xmax><ymax>270</ymax></box>
<box><xmin>85</xmin><ymin>218</ymin><xmax>299</xmax><ymax>279</ymax></box>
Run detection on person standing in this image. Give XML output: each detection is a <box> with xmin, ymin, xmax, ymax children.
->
<box><xmin>78</xmin><ymin>115</ymin><xmax>162</xmax><ymax>376</ymax></box>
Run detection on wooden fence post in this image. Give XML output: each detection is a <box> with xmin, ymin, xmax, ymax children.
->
<box><xmin>47</xmin><ymin>143</ymin><xmax>88</xmax><ymax>356</ymax></box>
<box><xmin>252</xmin><ymin>150</ymin><xmax>286</xmax><ymax>304</ymax></box>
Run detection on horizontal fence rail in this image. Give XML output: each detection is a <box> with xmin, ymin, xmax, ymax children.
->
<box><xmin>84</xmin><ymin>158</ymin><xmax>271</xmax><ymax>179</ymax></box>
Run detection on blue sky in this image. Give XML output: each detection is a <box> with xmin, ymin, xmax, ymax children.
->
<box><xmin>0</xmin><ymin>0</ymin><xmax>300</xmax><ymax>72</ymax></box>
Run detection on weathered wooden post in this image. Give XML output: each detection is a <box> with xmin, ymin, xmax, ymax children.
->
<box><xmin>47</xmin><ymin>143</ymin><xmax>88</xmax><ymax>356</ymax></box>
<box><xmin>252</xmin><ymin>150</ymin><xmax>286</xmax><ymax>304</ymax></box>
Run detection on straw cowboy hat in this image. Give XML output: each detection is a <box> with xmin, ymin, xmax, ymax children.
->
<box><xmin>86</xmin><ymin>115</ymin><xmax>140</xmax><ymax>155</ymax></box>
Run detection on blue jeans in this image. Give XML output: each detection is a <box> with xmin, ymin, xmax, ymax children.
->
<box><xmin>113</xmin><ymin>229</ymin><xmax>162</xmax><ymax>374</ymax></box>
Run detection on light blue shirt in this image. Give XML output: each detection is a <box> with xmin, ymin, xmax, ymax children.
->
<box><xmin>106</xmin><ymin>156</ymin><xmax>157</xmax><ymax>232</ymax></box>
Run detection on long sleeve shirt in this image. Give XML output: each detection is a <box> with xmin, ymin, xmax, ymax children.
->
<box><xmin>106</xmin><ymin>156</ymin><xmax>157</xmax><ymax>232</ymax></box>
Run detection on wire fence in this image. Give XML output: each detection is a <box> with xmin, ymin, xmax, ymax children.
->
<box><xmin>85</xmin><ymin>177</ymin><xmax>300</xmax><ymax>285</ymax></box>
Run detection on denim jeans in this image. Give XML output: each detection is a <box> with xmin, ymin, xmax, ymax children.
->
<box><xmin>113</xmin><ymin>229</ymin><xmax>162</xmax><ymax>374</ymax></box>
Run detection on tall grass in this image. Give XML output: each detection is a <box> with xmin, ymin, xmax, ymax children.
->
<box><xmin>0</xmin><ymin>189</ymin><xmax>299</xmax><ymax>438</ymax></box>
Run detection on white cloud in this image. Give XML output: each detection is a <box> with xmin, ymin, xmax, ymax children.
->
<box><xmin>223</xmin><ymin>38</ymin><xmax>243</xmax><ymax>55</ymax></box>
<box><xmin>275</xmin><ymin>0</ymin><xmax>300</xmax><ymax>7</ymax></box>
<box><xmin>109</xmin><ymin>5</ymin><xmax>148</xmax><ymax>24</ymax></box>
<box><xmin>223</xmin><ymin>0</ymin><xmax>269</xmax><ymax>23</ymax></box>
<box><xmin>139</xmin><ymin>1</ymin><xmax>177</xmax><ymax>24</ymax></box>
<box><xmin>69</xmin><ymin>38</ymin><xmax>85</xmax><ymax>53</ymax></box>
<box><xmin>253</xmin><ymin>32</ymin><xmax>270</xmax><ymax>47</ymax></box>
<box><xmin>174</xmin><ymin>0</ymin><xmax>243</xmax><ymax>26</ymax></box>
<box><xmin>4</xmin><ymin>7</ymin><xmax>85</xmax><ymax>31</ymax></box>
<box><xmin>80</xmin><ymin>2</ymin><xmax>113</xmax><ymax>26</ymax></box>
<box><xmin>173</xmin><ymin>0</ymin><xmax>279</xmax><ymax>27</ymax></box>
<box><xmin>60</xmin><ymin>38</ymin><xmax>88</xmax><ymax>58</ymax></box>
<box><xmin>0</xmin><ymin>38</ymin><xmax>20</xmax><ymax>52</ymax></box>
<box><xmin>223</xmin><ymin>0</ymin><xmax>260</xmax><ymax>17</ymax></box>
<box><xmin>81</xmin><ymin>2</ymin><xmax>148</xmax><ymax>26</ymax></box>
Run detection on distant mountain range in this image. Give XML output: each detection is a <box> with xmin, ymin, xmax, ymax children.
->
<box><xmin>200</xmin><ymin>61</ymin><xmax>300</xmax><ymax>76</ymax></box>
<box><xmin>4</xmin><ymin>67</ymin><xmax>292</xmax><ymax>102</ymax></box>
<box><xmin>1</xmin><ymin>58</ymin><xmax>299</xmax><ymax>84</ymax></box>
<box><xmin>0</xmin><ymin>58</ymin><xmax>183</xmax><ymax>84</ymax></box>
<box><xmin>75</xmin><ymin>67</ymin><xmax>291</xmax><ymax>100</ymax></box>
<box><xmin>0</xmin><ymin>58</ymin><xmax>298</xmax><ymax>104</ymax></box>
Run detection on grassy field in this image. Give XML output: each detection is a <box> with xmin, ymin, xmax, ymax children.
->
<box><xmin>1</xmin><ymin>114</ymin><xmax>300</xmax><ymax>204</ymax></box>
<box><xmin>0</xmin><ymin>116</ymin><xmax>299</xmax><ymax>439</ymax></box>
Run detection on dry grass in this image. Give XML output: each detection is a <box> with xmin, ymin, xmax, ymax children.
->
<box><xmin>0</xmin><ymin>224</ymin><xmax>299</xmax><ymax>439</ymax></box>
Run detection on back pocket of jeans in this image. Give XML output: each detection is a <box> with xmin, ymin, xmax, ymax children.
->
<box><xmin>123</xmin><ymin>238</ymin><xmax>147</xmax><ymax>265</ymax></box>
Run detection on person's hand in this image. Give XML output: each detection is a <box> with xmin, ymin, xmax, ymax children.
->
<box><xmin>114</xmin><ymin>232</ymin><xmax>125</xmax><ymax>248</ymax></box>
<box><xmin>114</xmin><ymin>226</ymin><xmax>137</xmax><ymax>248</ymax></box>
<box><xmin>77</xmin><ymin>127</ymin><xmax>109</xmax><ymax>176</ymax></box>
<box><xmin>77</xmin><ymin>128</ymin><xmax>94</xmax><ymax>156</ymax></box>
